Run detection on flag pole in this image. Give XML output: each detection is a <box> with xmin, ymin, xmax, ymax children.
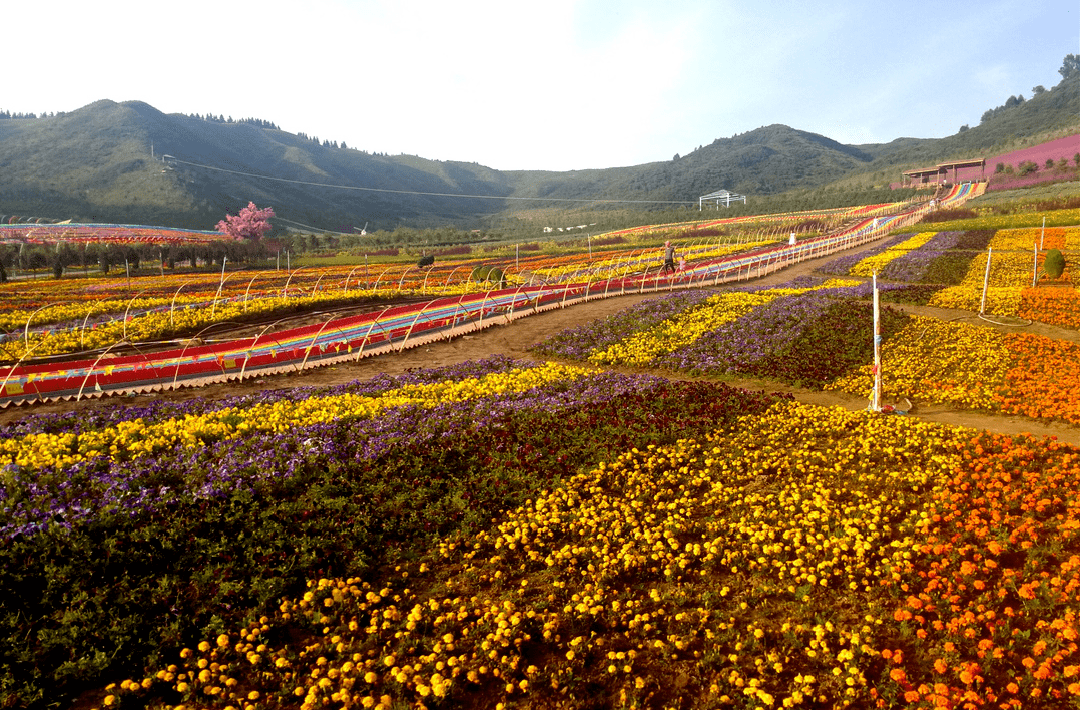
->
<box><xmin>871</xmin><ymin>272</ymin><xmax>882</xmax><ymax>412</ymax></box>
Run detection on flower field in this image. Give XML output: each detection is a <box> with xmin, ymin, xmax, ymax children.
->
<box><xmin>0</xmin><ymin>234</ymin><xmax>786</xmax><ymax>361</ymax></box>
<box><xmin>924</xmin><ymin>226</ymin><xmax>1080</xmax><ymax>328</ymax></box>
<box><xmin>828</xmin><ymin>316</ymin><xmax>1080</xmax><ymax>424</ymax></box>
<box><xmin>0</xmin><ymin>357</ymin><xmax>785</xmax><ymax>707</ymax></box>
<box><xmin>816</xmin><ymin>220</ymin><xmax>1080</xmax><ymax>329</ymax></box>
<box><xmin>4</xmin><ymin>271</ymin><xmax>1080</xmax><ymax>709</ymax></box>
<box><xmin>66</xmin><ymin>398</ymin><xmax>1080</xmax><ymax>710</ymax></box>
<box><xmin>535</xmin><ymin>279</ymin><xmax>914</xmax><ymax>389</ymax></box>
<box><xmin>5</xmin><ymin>189</ymin><xmax>1079</xmax><ymax>709</ymax></box>
<box><xmin>531</xmin><ymin>271</ymin><xmax>1080</xmax><ymax>426</ymax></box>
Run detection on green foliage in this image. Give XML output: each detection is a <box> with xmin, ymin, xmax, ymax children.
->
<box><xmin>1043</xmin><ymin>248</ymin><xmax>1065</xmax><ymax>279</ymax></box>
<box><xmin>1060</xmin><ymin>53</ymin><xmax>1080</xmax><ymax>82</ymax></box>
<box><xmin>470</xmin><ymin>265</ymin><xmax>505</xmax><ymax>286</ymax></box>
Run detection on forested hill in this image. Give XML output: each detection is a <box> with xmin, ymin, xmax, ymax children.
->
<box><xmin>0</xmin><ymin>69</ymin><xmax>1076</xmax><ymax>232</ymax></box>
<box><xmin>0</xmin><ymin>100</ymin><xmax>515</xmax><ymax>231</ymax></box>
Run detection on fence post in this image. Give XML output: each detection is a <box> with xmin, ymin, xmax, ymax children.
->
<box><xmin>980</xmin><ymin>248</ymin><xmax>993</xmax><ymax>315</ymax></box>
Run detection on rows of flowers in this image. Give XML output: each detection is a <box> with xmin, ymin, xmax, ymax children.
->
<box><xmin>891</xmin><ymin>208</ymin><xmax>1080</xmax><ymax>233</ymax></box>
<box><xmin>0</xmin><ymin>262</ymin><xmax>522</xmax><ymax>357</ymax></box>
<box><xmin>534</xmin><ymin>279</ymin><xmax>914</xmax><ymax>388</ymax></box>
<box><xmin>81</xmin><ymin>399</ymin><xmax>1080</xmax><ymax>710</ymax></box>
<box><xmin>0</xmin><ymin>236</ymin><xmax>795</xmax><ymax>360</ymax></box>
<box><xmin>817</xmin><ymin>224</ymin><xmax>1079</xmax><ymax>329</ymax></box>
<box><xmin>0</xmin><ymin>357</ymin><xmax>783</xmax><ymax>708</ymax></box>
<box><xmin>603</xmin><ymin>202</ymin><xmax>909</xmax><ymax>239</ymax></box>
<box><xmin>829</xmin><ymin>315</ymin><xmax>1080</xmax><ymax>424</ymax></box>
<box><xmin>653</xmin><ymin>286</ymin><xmax>911</xmax><ymax>388</ymax></box>
<box><xmin>877</xmin><ymin>231</ymin><xmax>993</xmax><ymax>285</ymax></box>
<box><xmin>847</xmin><ymin>232</ymin><xmax>938</xmax><ymax>277</ymax></box>
<box><xmin>530</xmin><ymin>275</ymin><xmax>1080</xmax><ymax>425</ymax></box>
<box><xmin>0</xmin><ymin>360</ymin><xmax>596</xmax><ymax>473</ymax></box>
<box><xmin>926</xmin><ymin>227</ymin><xmax>1080</xmax><ymax>328</ymax></box>
<box><xmin>528</xmin><ymin>240</ymin><xmax>775</xmax><ymax>281</ymax></box>
<box><xmin>818</xmin><ymin>234</ymin><xmax>915</xmax><ymax>277</ymax></box>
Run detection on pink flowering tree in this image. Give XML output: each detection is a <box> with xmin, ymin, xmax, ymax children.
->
<box><xmin>215</xmin><ymin>202</ymin><xmax>276</xmax><ymax>240</ymax></box>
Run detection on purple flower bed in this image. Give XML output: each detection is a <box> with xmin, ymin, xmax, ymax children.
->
<box><xmin>2</xmin><ymin>362</ymin><xmax>782</xmax><ymax>708</ymax></box>
<box><xmin>728</xmin><ymin>275</ymin><xmax>829</xmax><ymax>292</ymax></box>
<box><xmin>817</xmin><ymin>234</ymin><xmax>912</xmax><ymax>276</ymax></box>
<box><xmin>986</xmin><ymin>171</ymin><xmax>1079</xmax><ymax>192</ymax></box>
<box><xmin>0</xmin><ymin>363</ymin><xmax>670</xmax><ymax>540</ymax></box>
<box><xmin>986</xmin><ymin>135</ymin><xmax>1080</xmax><ymax>174</ymax></box>
<box><xmin>879</xmin><ymin>231</ymin><xmax>965</xmax><ymax>283</ymax></box>
<box><xmin>657</xmin><ymin>287</ymin><xmax>910</xmax><ymax>387</ymax></box>
<box><xmin>0</xmin><ymin>356</ymin><xmax>527</xmax><ymax>439</ymax></box>
<box><xmin>530</xmin><ymin>290</ymin><xmax>714</xmax><ymax>359</ymax></box>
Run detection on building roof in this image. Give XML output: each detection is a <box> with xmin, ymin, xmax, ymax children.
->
<box><xmin>902</xmin><ymin>158</ymin><xmax>985</xmax><ymax>176</ymax></box>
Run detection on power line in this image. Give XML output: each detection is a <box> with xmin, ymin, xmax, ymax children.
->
<box><xmin>161</xmin><ymin>155</ymin><xmax>696</xmax><ymax>206</ymax></box>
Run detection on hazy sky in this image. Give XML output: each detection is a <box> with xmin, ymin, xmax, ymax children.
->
<box><xmin>5</xmin><ymin>0</ymin><xmax>1077</xmax><ymax>171</ymax></box>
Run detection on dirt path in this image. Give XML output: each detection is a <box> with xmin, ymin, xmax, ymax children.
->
<box><xmin>3</xmin><ymin>244</ymin><xmax>1078</xmax><ymax>447</ymax></box>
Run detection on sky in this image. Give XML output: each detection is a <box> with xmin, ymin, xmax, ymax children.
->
<box><xmin>5</xmin><ymin>0</ymin><xmax>1078</xmax><ymax>172</ymax></box>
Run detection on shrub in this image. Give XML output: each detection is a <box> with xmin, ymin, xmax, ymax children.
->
<box><xmin>471</xmin><ymin>265</ymin><xmax>505</xmax><ymax>286</ymax></box>
<box><xmin>1043</xmin><ymin>248</ymin><xmax>1066</xmax><ymax>279</ymax></box>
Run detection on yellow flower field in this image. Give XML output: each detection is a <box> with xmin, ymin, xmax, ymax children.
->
<box><xmin>0</xmin><ymin>361</ymin><xmax>592</xmax><ymax>471</ymax></box>
<box><xmin>849</xmin><ymin>232</ymin><xmax>936</xmax><ymax>277</ymax></box>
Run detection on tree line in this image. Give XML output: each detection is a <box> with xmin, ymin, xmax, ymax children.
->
<box><xmin>0</xmin><ymin>240</ymin><xmax>272</xmax><ymax>281</ymax></box>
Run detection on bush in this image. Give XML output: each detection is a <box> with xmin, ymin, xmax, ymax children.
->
<box><xmin>471</xmin><ymin>265</ymin><xmax>505</xmax><ymax>287</ymax></box>
<box><xmin>1043</xmin><ymin>248</ymin><xmax>1066</xmax><ymax>279</ymax></box>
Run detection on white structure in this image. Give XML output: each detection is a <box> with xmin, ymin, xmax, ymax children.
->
<box><xmin>699</xmin><ymin>189</ymin><xmax>746</xmax><ymax>210</ymax></box>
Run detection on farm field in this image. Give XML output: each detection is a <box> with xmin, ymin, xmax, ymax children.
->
<box><xmin>2</xmin><ymin>204</ymin><xmax>1080</xmax><ymax>710</ymax></box>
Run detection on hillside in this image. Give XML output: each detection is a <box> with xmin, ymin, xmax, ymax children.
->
<box><xmin>0</xmin><ymin>71</ymin><xmax>1077</xmax><ymax>232</ymax></box>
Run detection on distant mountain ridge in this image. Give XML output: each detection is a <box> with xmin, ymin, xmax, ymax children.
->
<box><xmin>0</xmin><ymin>73</ymin><xmax>1076</xmax><ymax>232</ymax></box>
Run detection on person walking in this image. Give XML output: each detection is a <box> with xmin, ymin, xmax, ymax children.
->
<box><xmin>661</xmin><ymin>241</ymin><xmax>676</xmax><ymax>274</ymax></box>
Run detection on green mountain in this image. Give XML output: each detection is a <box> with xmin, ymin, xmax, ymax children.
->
<box><xmin>1</xmin><ymin>71</ymin><xmax>1076</xmax><ymax>233</ymax></box>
